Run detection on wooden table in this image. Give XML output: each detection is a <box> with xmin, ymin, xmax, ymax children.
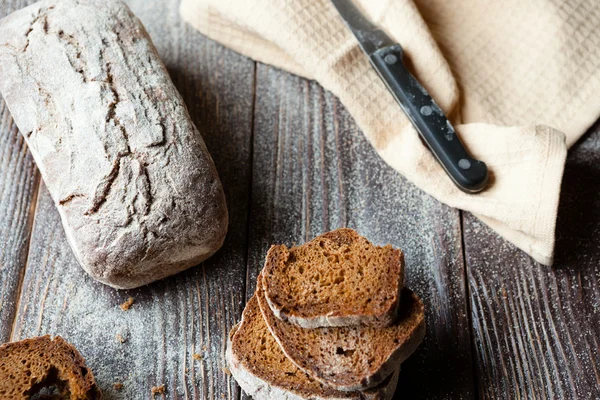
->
<box><xmin>1</xmin><ymin>0</ymin><xmax>599</xmax><ymax>398</ymax></box>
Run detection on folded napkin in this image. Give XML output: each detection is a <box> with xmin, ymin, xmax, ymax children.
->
<box><xmin>179</xmin><ymin>0</ymin><xmax>600</xmax><ymax>265</ymax></box>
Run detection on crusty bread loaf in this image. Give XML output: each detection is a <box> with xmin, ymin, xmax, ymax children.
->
<box><xmin>262</xmin><ymin>228</ymin><xmax>404</xmax><ymax>328</ymax></box>
<box><xmin>227</xmin><ymin>295</ymin><xmax>400</xmax><ymax>400</ymax></box>
<box><xmin>0</xmin><ymin>0</ymin><xmax>228</xmax><ymax>289</ymax></box>
<box><xmin>258</xmin><ymin>275</ymin><xmax>425</xmax><ymax>392</ymax></box>
<box><xmin>0</xmin><ymin>335</ymin><xmax>101</xmax><ymax>400</ymax></box>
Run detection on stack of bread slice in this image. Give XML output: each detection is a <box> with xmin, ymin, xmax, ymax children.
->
<box><xmin>227</xmin><ymin>228</ymin><xmax>426</xmax><ymax>399</ymax></box>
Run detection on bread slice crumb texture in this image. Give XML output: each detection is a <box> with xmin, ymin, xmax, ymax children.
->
<box><xmin>227</xmin><ymin>295</ymin><xmax>400</xmax><ymax>400</ymax></box>
<box><xmin>262</xmin><ymin>228</ymin><xmax>404</xmax><ymax>328</ymax></box>
<box><xmin>258</xmin><ymin>275</ymin><xmax>425</xmax><ymax>392</ymax></box>
<box><xmin>0</xmin><ymin>335</ymin><xmax>101</xmax><ymax>400</ymax></box>
<box><xmin>263</xmin><ymin>228</ymin><xmax>404</xmax><ymax>328</ymax></box>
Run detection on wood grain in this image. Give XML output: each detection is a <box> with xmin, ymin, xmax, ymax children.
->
<box><xmin>244</xmin><ymin>65</ymin><xmax>475</xmax><ymax>399</ymax></box>
<box><xmin>8</xmin><ymin>0</ymin><xmax>255</xmax><ymax>398</ymax></box>
<box><xmin>463</xmin><ymin>122</ymin><xmax>600</xmax><ymax>399</ymax></box>
<box><xmin>0</xmin><ymin>0</ymin><xmax>41</xmax><ymax>343</ymax></box>
<box><xmin>2</xmin><ymin>0</ymin><xmax>598</xmax><ymax>398</ymax></box>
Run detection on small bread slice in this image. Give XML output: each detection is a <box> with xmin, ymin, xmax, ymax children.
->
<box><xmin>257</xmin><ymin>275</ymin><xmax>425</xmax><ymax>392</ymax></box>
<box><xmin>262</xmin><ymin>228</ymin><xmax>404</xmax><ymax>328</ymax></box>
<box><xmin>227</xmin><ymin>295</ymin><xmax>400</xmax><ymax>400</ymax></box>
<box><xmin>0</xmin><ymin>335</ymin><xmax>101</xmax><ymax>400</ymax></box>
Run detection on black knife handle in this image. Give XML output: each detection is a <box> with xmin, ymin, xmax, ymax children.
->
<box><xmin>370</xmin><ymin>44</ymin><xmax>488</xmax><ymax>193</ymax></box>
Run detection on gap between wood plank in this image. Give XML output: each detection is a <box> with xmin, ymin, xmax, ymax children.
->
<box><xmin>9</xmin><ymin>170</ymin><xmax>41</xmax><ymax>341</ymax></box>
<box><xmin>242</xmin><ymin>61</ymin><xmax>258</xmax><ymax>303</ymax></box>
<box><xmin>238</xmin><ymin>61</ymin><xmax>258</xmax><ymax>400</ymax></box>
<box><xmin>459</xmin><ymin>209</ymin><xmax>481</xmax><ymax>399</ymax></box>
<box><xmin>456</xmin><ymin>70</ymin><xmax>479</xmax><ymax>400</ymax></box>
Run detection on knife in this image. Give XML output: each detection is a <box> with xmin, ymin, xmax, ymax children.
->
<box><xmin>331</xmin><ymin>0</ymin><xmax>488</xmax><ymax>193</ymax></box>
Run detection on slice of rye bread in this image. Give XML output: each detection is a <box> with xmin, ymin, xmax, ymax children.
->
<box><xmin>257</xmin><ymin>275</ymin><xmax>425</xmax><ymax>392</ymax></box>
<box><xmin>0</xmin><ymin>335</ymin><xmax>101</xmax><ymax>400</ymax></box>
<box><xmin>262</xmin><ymin>228</ymin><xmax>404</xmax><ymax>328</ymax></box>
<box><xmin>227</xmin><ymin>295</ymin><xmax>401</xmax><ymax>400</ymax></box>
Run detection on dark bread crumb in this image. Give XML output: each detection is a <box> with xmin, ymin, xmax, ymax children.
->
<box><xmin>262</xmin><ymin>228</ymin><xmax>404</xmax><ymax>328</ymax></box>
<box><xmin>0</xmin><ymin>335</ymin><xmax>101</xmax><ymax>400</ymax></box>
<box><xmin>228</xmin><ymin>295</ymin><xmax>398</xmax><ymax>399</ymax></box>
<box><xmin>258</xmin><ymin>274</ymin><xmax>425</xmax><ymax>391</ymax></box>
<box><xmin>151</xmin><ymin>384</ymin><xmax>165</xmax><ymax>396</ymax></box>
<box><xmin>113</xmin><ymin>382</ymin><xmax>123</xmax><ymax>390</ymax></box>
<box><xmin>120</xmin><ymin>297</ymin><xmax>135</xmax><ymax>311</ymax></box>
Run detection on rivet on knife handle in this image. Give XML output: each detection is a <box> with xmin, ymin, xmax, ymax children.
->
<box><xmin>371</xmin><ymin>45</ymin><xmax>488</xmax><ymax>193</ymax></box>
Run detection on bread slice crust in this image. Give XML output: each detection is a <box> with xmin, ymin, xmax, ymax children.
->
<box><xmin>258</xmin><ymin>275</ymin><xmax>425</xmax><ymax>392</ymax></box>
<box><xmin>227</xmin><ymin>295</ymin><xmax>400</xmax><ymax>400</ymax></box>
<box><xmin>262</xmin><ymin>228</ymin><xmax>404</xmax><ymax>328</ymax></box>
<box><xmin>0</xmin><ymin>335</ymin><xmax>101</xmax><ymax>400</ymax></box>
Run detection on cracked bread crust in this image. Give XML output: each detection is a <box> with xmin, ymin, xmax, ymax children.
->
<box><xmin>226</xmin><ymin>296</ymin><xmax>400</xmax><ymax>400</ymax></box>
<box><xmin>0</xmin><ymin>335</ymin><xmax>101</xmax><ymax>400</ymax></box>
<box><xmin>262</xmin><ymin>228</ymin><xmax>404</xmax><ymax>328</ymax></box>
<box><xmin>258</xmin><ymin>275</ymin><xmax>425</xmax><ymax>392</ymax></box>
<box><xmin>0</xmin><ymin>0</ymin><xmax>228</xmax><ymax>289</ymax></box>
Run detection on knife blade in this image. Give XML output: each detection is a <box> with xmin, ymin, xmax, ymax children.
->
<box><xmin>331</xmin><ymin>0</ymin><xmax>488</xmax><ymax>193</ymax></box>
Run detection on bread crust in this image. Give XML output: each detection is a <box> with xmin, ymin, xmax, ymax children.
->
<box><xmin>262</xmin><ymin>229</ymin><xmax>404</xmax><ymax>328</ymax></box>
<box><xmin>264</xmin><ymin>285</ymin><xmax>400</xmax><ymax>329</ymax></box>
<box><xmin>258</xmin><ymin>275</ymin><xmax>425</xmax><ymax>392</ymax></box>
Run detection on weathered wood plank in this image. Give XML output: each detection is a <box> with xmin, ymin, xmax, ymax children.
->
<box><xmin>0</xmin><ymin>0</ymin><xmax>40</xmax><ymax>343</ymax></box>
<box><xmin>244</xmin><ymin>65</ymin><xmax>475</xmax><ymax>399</ymax></box>
<box><xmin>9</xmin><ymin>0</ymin><xmax>255</xmax><ymax>398</ymax></box>
<box><xmin>463</xmin><ymin>121</ymin><xmax>600</xmax><ymax>399</ymax></box>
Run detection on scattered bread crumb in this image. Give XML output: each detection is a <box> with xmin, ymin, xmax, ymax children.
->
<box><xmin>115</xmin><ymin>334</ymin><xmax>126</xmax><ymax>344</ymax></box>
<box><xmin>113</xmin><ymin>382</ymin><xmax>123</xmax><ymax>391</ymax></box>
<box><xmin>222</xmin><ymin>366</ymin><xmax>231</xmax><ymax>376</ymax></box>
<box><xmin>193</xmin><ymin>353</ymin><xmax>202</xmax><ymax>361</ymax></box>
<box><xmin>202</xmin><ymin>345</ymin><xmax>207</xmax><ymax>351</ymax></box>
<box><xmin>120</xmin><ymin>297</ymin><xmax>135</xmax><ymax>311</ymax></box>
<box><xmin>151</xmin><ymin>384</ymin><xmax>165</xmax><ymax>396</ymax></box>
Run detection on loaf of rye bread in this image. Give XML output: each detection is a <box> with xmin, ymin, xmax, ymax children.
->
<box><xmin>258</xmin><ymin>274</ymin><xmax>425</xmax><ymax>391</ymax></box>
<box><xmin>0</xmin><ymin>0</ymin><xmax>228</xmax><ymax>289</ymax></box>
<box><xmin>226</xmin><ymin>295</ymin><xmax>400</xmax><ymax>400</ymax></box>
<box><xmin>261</xmin><ymin>228</ymin><xmax>404</xmax><ymax>328</ymax></box>
<box><xmin>0</xmin><ymin>335</ymin><xmax>101</xmax><ymax>400</ymax></box>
